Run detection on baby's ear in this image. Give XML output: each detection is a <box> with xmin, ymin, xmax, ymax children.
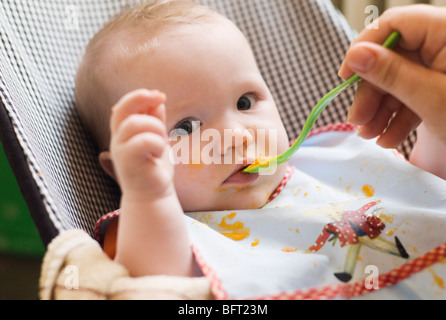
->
<box><xmin>99</xmin><ymin>151</ymin><xmax>117</xmax><ymax>180</ymax></box>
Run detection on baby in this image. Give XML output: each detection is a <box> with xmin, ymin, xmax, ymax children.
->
<box><xmin>76</xmin><ymin>1</ymin><xmax>446</xmax><ymax>299</ymax></box>
<box><xmin>75</xmin><ymin>0</ymin><xmax>290</xmax><ymax>277</ymax></box>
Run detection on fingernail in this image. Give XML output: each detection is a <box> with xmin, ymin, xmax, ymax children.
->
<box><xmin>347</xmin><ymin>47</ymin><xmax>377</xmax><ymax>73</ymax></box>
<box><xmin>149</xmin><ymin>89</ymin><xmax>165</xmax><ymax>98</ymax></box>
<box><xmin>376</xmin><ymin>137</ymin><xmax>396</xmax><ymax>149</ymax></box>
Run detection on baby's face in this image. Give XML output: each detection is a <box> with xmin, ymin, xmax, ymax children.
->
<box><xmin>117</xmin><ymin>19</ymin><xmax>289</xmax><ymax>211</ymax></box>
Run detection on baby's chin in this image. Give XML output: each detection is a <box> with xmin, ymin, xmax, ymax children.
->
<box><xmin>182</xmin><ymin>164</ymin><xmax>288</xmax><ymax>212</ymax></box>
<box><xmin>184</xmin><ymin>198</ymin><xmax>267</xmax><ymax>213</ymax></box>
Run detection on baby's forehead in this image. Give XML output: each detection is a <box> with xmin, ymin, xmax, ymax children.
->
<box><xmin>104</xmin><ymin>14</ymin><xmax>256</xmax><ymax>115</ymax></box>
<box><xmin>115</xmin><ymin>13</ymin><xmax>241</xmax><ymax>56</ymax></box>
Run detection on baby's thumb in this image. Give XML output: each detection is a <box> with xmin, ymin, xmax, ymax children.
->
<box><xmin>343</xmin><ymin>42</ymin><xmax>443</xmax><ymax>120</ymax></box>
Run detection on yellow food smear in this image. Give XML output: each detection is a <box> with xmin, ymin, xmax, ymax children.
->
<box><xmin>218</xmin><ymin>212</ymin><xmax>250</xmax><ymax>241</ymax></box>
<box><xmin>362</xmin><ymin>185</ymin><xmax>375</xmax><ymax>198</ymax></box>
<box><xmin>428</xmin><ymin>268</ymin><xmax>445</xmax><ymax>289</ymax></box>
<box><xmin>303</xmin><ymin>202</ymin><xmax>349</xmax><ymax>221</ymax></box>
<box><xmin>251</xmin><ymin>238</ymin><xmax>260</xmax><ymax>247</ymax></box>
<box><xmin>246</xmin><ymin>156</ymin><xmax>272</xmax><ymax>170</ymax></box>
<box><xmin>379</xmin><ymin>213</ymin><xmax>394</xmax><ymax>224</ymax></box>
<box><xmin>282</xmin><ymin>247</ymin><xmax>298</xmax><ymax>253</ymax></box>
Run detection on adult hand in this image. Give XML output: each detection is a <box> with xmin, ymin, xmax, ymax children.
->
<box><xmin>338</xmin><ymin>4</ymin><xmax>446</xmax><ymax>147</ymax></box>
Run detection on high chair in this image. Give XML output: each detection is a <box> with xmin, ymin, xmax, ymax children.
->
<box><xmin>0</xmin><ymin>0</ymin><xmax>416</xmax><ymax>299</ymax></box>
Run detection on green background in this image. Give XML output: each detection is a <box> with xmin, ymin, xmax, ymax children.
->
<box><xmin>0</xmin><ymin>142</ymin><xmax>44</xmax><ymax>299</ymax></box>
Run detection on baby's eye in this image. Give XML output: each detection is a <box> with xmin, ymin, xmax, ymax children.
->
<box><xmin>171</xmin><ymin>119</ymin><xmax>201</xmax><ymax>136</ymax></box>
<box><xmin>237</xmin><ymin>94</ymin><xmax>256</xmax><ymax>111</ymax></box>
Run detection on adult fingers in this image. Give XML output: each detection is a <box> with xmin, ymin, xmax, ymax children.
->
<box><xmin>341</xmin><ymin>42</ymin><xmax>446</xmax><ymax>122</ymax></box>
<box><xmin>339</xmin><ymin>5</ymin><xmax>446</xmax><ymax>79</ymax></box>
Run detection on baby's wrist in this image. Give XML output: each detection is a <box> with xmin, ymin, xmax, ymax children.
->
<box><xmin>121</xmin><ymin>184</ymin><xmax>177</xmax><ymax>205</ymax></box>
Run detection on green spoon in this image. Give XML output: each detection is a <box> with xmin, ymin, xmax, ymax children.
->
<box><xmin>244</xmin><ymin>31</ymin><xmax>401</xmax><ymax>174</ymax></box>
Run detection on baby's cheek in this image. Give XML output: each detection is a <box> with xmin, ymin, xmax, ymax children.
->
<box><xmin>173</xmin><ymin>164</ymin><xmax>216</xmax><ymax>209</ymax></box>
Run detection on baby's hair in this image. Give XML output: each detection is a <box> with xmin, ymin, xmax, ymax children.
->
<box><xmin>75</xmin><ymin>0</ymin><xmax>220</xmax><ymax>152</ymax></box>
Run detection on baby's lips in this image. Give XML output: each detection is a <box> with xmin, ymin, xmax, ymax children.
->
<box><xmin>237</xmin><ymin>156</ymin><xmax>256</xmax><ymax>166</ymax></box>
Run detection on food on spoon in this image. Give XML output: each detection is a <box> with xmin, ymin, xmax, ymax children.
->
<box><xmin>245</xmin><ymin>156</ymin><xmax>272</xmax><ymax>170</ymax></box>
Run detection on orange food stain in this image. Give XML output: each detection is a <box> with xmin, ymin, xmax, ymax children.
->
<box><xmin>428</xmin><ymin>268</ymin><xmax>445</xmax><ymax>289</ymax></box>
<box><xmin>362</xmin><ymin>185</ymin><xmax>375</xmax><ymax>198</ymax></box>
<box><xmin>251</xmin><ymin>239</ymin><xmax>260</xmax><ymax>247</ymax></box>
<box><xmin>246</xmin><ymin>156</ymin><xmax>272</xmax><ymax>170</ymax></box>
<box><xmin>282</xmin><ymin>247</ymin><xmax>298</xmax><ymax>253</ymax></box>
<box><xmin>386</xmin><ymin>229</ymin><xmax>394</xmax><ymax>236</ymax></box>
<box><xmin>294</xmin><ymin>188</ymin><xmax>302</xmax><ymax>197</ymax></box>
<box><xmin>218</xmin><ymin>212</ymin><xmax>250</xmax><ymax>241</ymax></box>
<box><xmin>379</xmin><ymin>213</ymin><xmax>394</xmax><ymax>224</ymax></box>
<box><xmin>197</xmin><ymin>213</ymin><xmax>214</xmax><ymax>225</ymax></box>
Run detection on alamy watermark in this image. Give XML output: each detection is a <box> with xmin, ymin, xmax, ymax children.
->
<box><xmin>64</xmin><ymin>265</ymin><xmax>79</xmax><ymax>290</ymax></box>
<box><xmin>364</xmin><ymin>265</ymin><xmax>379</xmax><ymax>290</ymax></box>
<box><xmin>169</xmin><ymin>121</ymin><xmax>278</xmax><ymax>175</ymax></box>
<box><xmin>64</xmin><ymin>5</ymin><xmax>79</xmax><ymax>31</ymax></box>
<box><xmin>365</xmin><ymin>5</ymin><xmax>380</xmax><ymax>30</ymax></box>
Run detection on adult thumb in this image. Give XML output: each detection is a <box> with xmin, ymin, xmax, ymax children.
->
<box><xmin>343</xmin><ymin>42</ymin><xmax>445</xmax><ymax>120</ymax></box>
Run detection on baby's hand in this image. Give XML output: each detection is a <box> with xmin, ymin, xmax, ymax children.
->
<box><xmin>110</xmin><ymin>89</ymin><xmax>174</xmax><ymax>201</ymax></box>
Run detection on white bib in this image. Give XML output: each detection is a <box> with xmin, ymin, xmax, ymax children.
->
<box><xmin>186</xmin><ymin>125</ymin><xmax>446</xmax><ymax>300</ymax></box>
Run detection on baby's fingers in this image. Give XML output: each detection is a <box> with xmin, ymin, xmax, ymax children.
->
<box><xmin>111</xmin><ymin>89</ymin><xmax>166</xmax><ymax>135</ymax></box>
<box><xmin>125</xmin><ymin>132</ymin><xmax>168</xmax><ymax>160</ymax></box>
<box><xmin>115</xmin><ymin>114</ymin><xmax>168</xmax><ymax>145</ymax></box>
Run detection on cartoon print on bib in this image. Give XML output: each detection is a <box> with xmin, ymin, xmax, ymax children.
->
<box><xmin>96</xmin><ymin>124</ymin><xmax>446</xmax><ymax>300</ymax></box>
<box><xmin>309</xmin><ymin>201</ymin><xmax>409</xmax><ymax>282</ymax></box>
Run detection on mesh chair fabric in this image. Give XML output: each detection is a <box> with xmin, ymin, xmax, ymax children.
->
<box><xmin>0</xmin><ymin>0</ymin><xmax>411</xmax><ymax>246</ymax></box>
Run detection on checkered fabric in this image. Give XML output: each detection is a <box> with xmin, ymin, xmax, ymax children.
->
<box><xmin>0</xmin><ymin>0</ymin><xmax>415</xmax><ymax>246</ymax></box>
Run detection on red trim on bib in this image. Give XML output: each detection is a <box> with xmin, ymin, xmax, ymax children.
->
<box><xmin>253</xmin><ymin>242</ymin><xmax>446</xmax><ymax>300</ymax></box>
<box><xmin>94</xmin><ymin>123</ymin><xmax>430</xmax><ymax>300</ymax></box>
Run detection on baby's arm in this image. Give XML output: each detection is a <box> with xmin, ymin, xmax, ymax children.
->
<box><xmin>109</xmin><ymin>89</ymin><xmax>196</xmax><ymax>277</ymax></box>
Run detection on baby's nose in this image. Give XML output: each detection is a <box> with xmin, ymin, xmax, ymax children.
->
<box><xmin>220</xmin><ymin>127</ymin><xmax>254</xmax><ymax>156</ymax></box>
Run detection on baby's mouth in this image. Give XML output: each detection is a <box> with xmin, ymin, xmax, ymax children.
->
<box><xmin>223</xmin><ymin>164</ymin><xmax>259</xmax><ymax>185</ymax></box>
